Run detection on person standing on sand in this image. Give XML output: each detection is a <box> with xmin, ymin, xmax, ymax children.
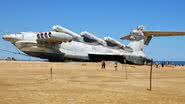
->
<box><xmin>114</xmin><ymin>61</ymin><xmax>118</xmax><ymax>71</ymax></box>
<box><xmin>101</xmin><ymin>60</ymin><xmax>106</xmax><ymax>69</ymax></box>
<box><xmin>161</xmin><ymin>63</ymin><xmax>164</xmax><ymax>68</ymax></box>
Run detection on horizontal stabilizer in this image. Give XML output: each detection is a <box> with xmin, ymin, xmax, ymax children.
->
<box><xmin>120</xmin><ymin>34</ymin><xmax>131</xmax><ymax>40</ymax></box>
<box><xmin>121</xmin><ymin>27</ymin><xmax>185</xmax><ymax>46</ymax></box>
<box><xmin>143</xmin><ymin>31</ymin><xmax>185</xmax><ymax>45</ymax></box>
<box><xmin>143</xmin><ymin>31</ymin><xmax>185</xmax><ymax>37</ymax></box>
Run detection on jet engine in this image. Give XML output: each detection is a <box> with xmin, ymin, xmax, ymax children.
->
<box><xmin>104</xmin><ymin>37</ymin><xmax>125</xmax><ymax>48</ymax></box>
<box><xmin>80</xmin><ymin>31</ymin><xmax>106</xmax><ymax>46</ymax></box>
<box><xmin>52</xmin><ymin>25</ymin><xmax>81</xmax><ymax>39</ymax></box>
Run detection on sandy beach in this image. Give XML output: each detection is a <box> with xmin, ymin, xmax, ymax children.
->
<box><xmin>0</xmin><ymin>61</ymin><xmax>185</xmax><ymax>104</ymax></box>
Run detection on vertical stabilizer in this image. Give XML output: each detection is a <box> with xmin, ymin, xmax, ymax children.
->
<box><xmin>127</xmin><ymin>39</ymin><xmax>144</xmax><ymax>51</ymax></box>
<box><xmin>122</xmin><ymin>26</ymin><xmax>145</xmax><ymax>51</ymax></box>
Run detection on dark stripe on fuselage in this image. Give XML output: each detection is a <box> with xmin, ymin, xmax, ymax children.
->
<box><xmin>88</xmin><ymin>54</ymin><xmax>150</xmax><ymax>65</ymax></box>
<box><xmin>88</xmin><ymin>54</ymin><xmax>126</xmax><ymax>63</ymax></box>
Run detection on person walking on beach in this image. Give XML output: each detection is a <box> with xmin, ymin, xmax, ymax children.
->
<box><xmin>101</xmin><ymin>60</ymin><xmax>106</xmax><ymax>69</ymax></box>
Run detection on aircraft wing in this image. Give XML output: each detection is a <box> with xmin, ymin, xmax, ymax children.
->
<box><xmin>143</xmin><ymin>31</ymin><xmax>185</xmax><ymax>37</ymax></box>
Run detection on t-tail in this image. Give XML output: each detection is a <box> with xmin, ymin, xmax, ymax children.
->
<box><xmin>121</xmin><ymin>26</ymin><xmax>185</xmax><ymax>52</ymax></box>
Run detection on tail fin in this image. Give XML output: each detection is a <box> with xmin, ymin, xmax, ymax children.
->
<box><xmin>127</xmin><ymin>39</ymin><xmax>144</xmax><ymax>51</ymax></box>
<box><xmin>121</xmin><ymin>26</ymin><xmax>145</xmax><ymax>51</ymax></box>
<box><xmin>121</xmin><ymin>26</ymin><xmax>185</xmax><ymax>51</ymax></box>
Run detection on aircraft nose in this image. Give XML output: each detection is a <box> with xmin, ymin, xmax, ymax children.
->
<box><xmin>2</xmin><ymin>34</ymin><xmax>15</xmax><ymax>42</ymax></box>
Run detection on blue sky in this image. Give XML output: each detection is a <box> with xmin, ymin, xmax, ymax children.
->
<box><xmin>0</xmin><ymin>0</ymin><xmax>185</xmax><ymax>61</ymax></box>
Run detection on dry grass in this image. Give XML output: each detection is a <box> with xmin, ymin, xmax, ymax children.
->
<box><xmin>0</xmin><ymin>61</ymin><xmax>185</xmax><ymax>104</ymax></box>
